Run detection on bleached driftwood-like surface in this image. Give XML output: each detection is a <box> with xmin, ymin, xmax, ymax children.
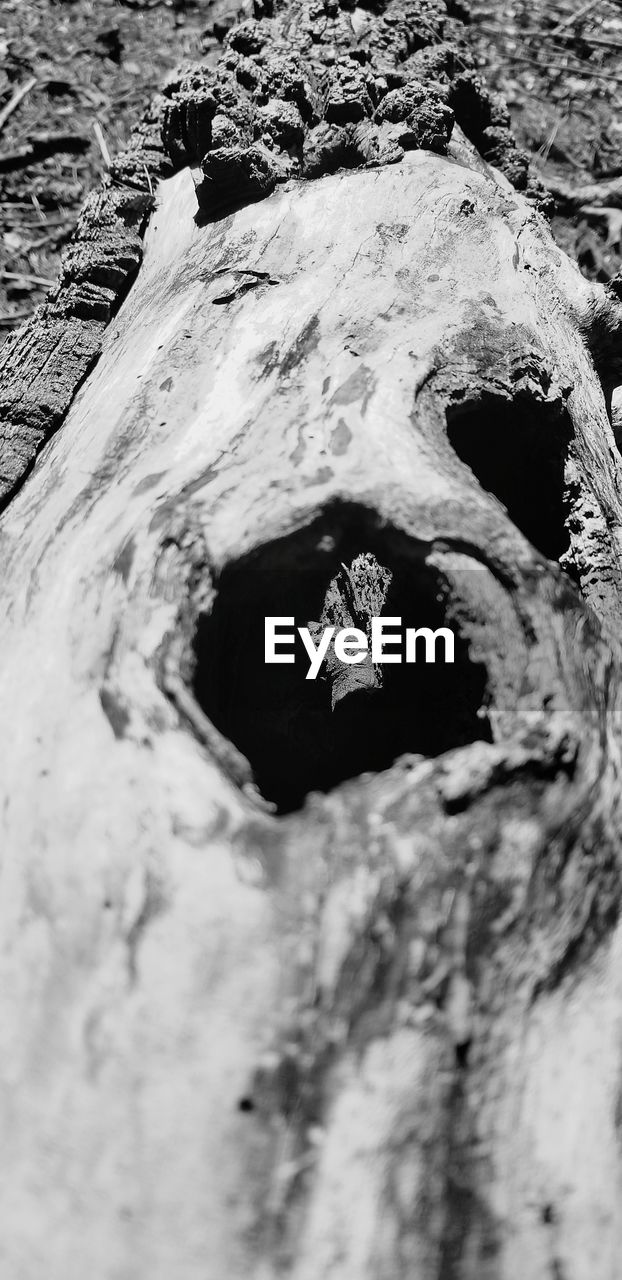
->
<box><xmin>0</xmin><ymin>137</ymin><xmax>622</xmax><ymax>1278</ymax></box>
<box><xmin>2</xmin><ymin>0</ymin><xmax>622</xmax><ymax>1277</ymax></box>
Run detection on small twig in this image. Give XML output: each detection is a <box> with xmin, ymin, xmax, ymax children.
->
<box><xmin>26</xmin><ymin>229</ymin><xmax>72</xmax><ymax>251</ymax></box>
<box><xmin>1</xmin><ymin>270</ymin><xmax>55</xmax><ymax>288</ymax></box>
<box><xmin>0</xmin><ymin>313</ymin><xmax>32</xmax><ymax>327</ymax></box>
<box><xmin>551</xmin><ymin>0</ymin><xmax>600</xmax><ymax>36</ymax></box>
<box><xmin>504</xmin><ymin>52</ymin><xmax>620</xmax><ymax>83</ymax></box>
<box><xmin>571</xmin><ymin>33</ymin><xmax>622</xmax><ymax>50</ymax></box>
<box><xmin>0</xmin><ymin>77</ymin><xmax>37</xmax><ymax>137</ymax></box>
<box><xmin>476</xmin><ymin>21</ymin><xmax>622</xmax><ymax>50</ymax></box>
<box><xmin>547</xmin><ymin>173</ymin><xmax>622</xmax><ymax>206</ymax></box>
<box><xmin>93</xmin><ymin>121</ymin><xmax>112</xmax><ymax>168</ymax></box>
<box><xmin>30</xmin><ymin>192</ymin><xmax>46</xmax><ymax>223</ymax></box>
<box><xmin>0</xmin><ymin>132</ymin><xmax>90</xmax><ymax>173</ymax></box>
<box><xmin>536</xmin><ymin>117</ymin><xmax>562</xmax><ymax>163</ymax></box>
<box><xmin>20</xmin><ymin>212</ymin><xmax>74</xmax><ymax>226</ymax></box>
<box><xmin>580</xmin><ymin>205</ymin><xmax>622</xmax><ymax>247</ymax></box>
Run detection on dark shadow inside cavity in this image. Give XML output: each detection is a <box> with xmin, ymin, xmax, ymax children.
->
<box><xmin>191</xmin><ymin>509</ymin><xmax>491</xmax><ymax>814</ymax></box>
<box><xmin>446</xmin><ymin>395</ymin><xmax>572</xmax><ymax>562</ymax></box>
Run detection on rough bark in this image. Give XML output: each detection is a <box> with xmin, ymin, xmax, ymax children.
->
<box><xmin>1</xmin><ymin>2</ymin><xmax>622</xmax><ymax>1278</ymax></box>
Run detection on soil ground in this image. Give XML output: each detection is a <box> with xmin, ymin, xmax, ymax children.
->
<box><xmin>0</xmin><ymin>0</ymin><xmax>620</xmax><ymax>342</ymax></box>
<box><xmin>471</xmin><ymin>0</ymin><xmax>622</xmax><ymax>279</ymax></box>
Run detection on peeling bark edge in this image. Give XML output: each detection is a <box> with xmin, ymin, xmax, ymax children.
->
<box><xmin>0</xmin><ymin>0</ymin><xmax>552</xmax><ymax>516</ymax></box>
<box><xmin>0</xmin><ymin>92</ymin><xmax>179</xmax><ymax>513</ymax></box>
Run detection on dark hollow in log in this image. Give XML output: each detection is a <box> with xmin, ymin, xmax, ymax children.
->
<box><xmin>192</xmin><ymin>507</ymin><xmax>491</xmax><ymax>811</ymax></box>
<box><xmin>446</xmin><ymin>394</ymin><xmax>573</xmax><ymax>564</ymax></box>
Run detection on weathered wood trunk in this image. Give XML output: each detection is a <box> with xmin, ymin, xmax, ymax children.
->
<box><xmin>1</xmin><ymin>2</ymin><xmax>622</xmax><ymax>1277</ymax></box>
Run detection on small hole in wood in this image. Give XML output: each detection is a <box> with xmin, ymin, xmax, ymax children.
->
<box><xmin>446</xmin><ymin>394</ymin><xmax>572</xmax><ymax>563</ymax></box>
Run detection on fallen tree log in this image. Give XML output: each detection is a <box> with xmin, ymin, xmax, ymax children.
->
<box><xmin>1</xmin><ymin>1</ymin><xmax>622</xmax><ymax>1277</ymax></box>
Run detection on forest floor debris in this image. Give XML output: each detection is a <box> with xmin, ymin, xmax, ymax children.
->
<box><xmin>0</xmin><ymin>0</ymin><xmax>620</xmax><ymax>341</ymax></box>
